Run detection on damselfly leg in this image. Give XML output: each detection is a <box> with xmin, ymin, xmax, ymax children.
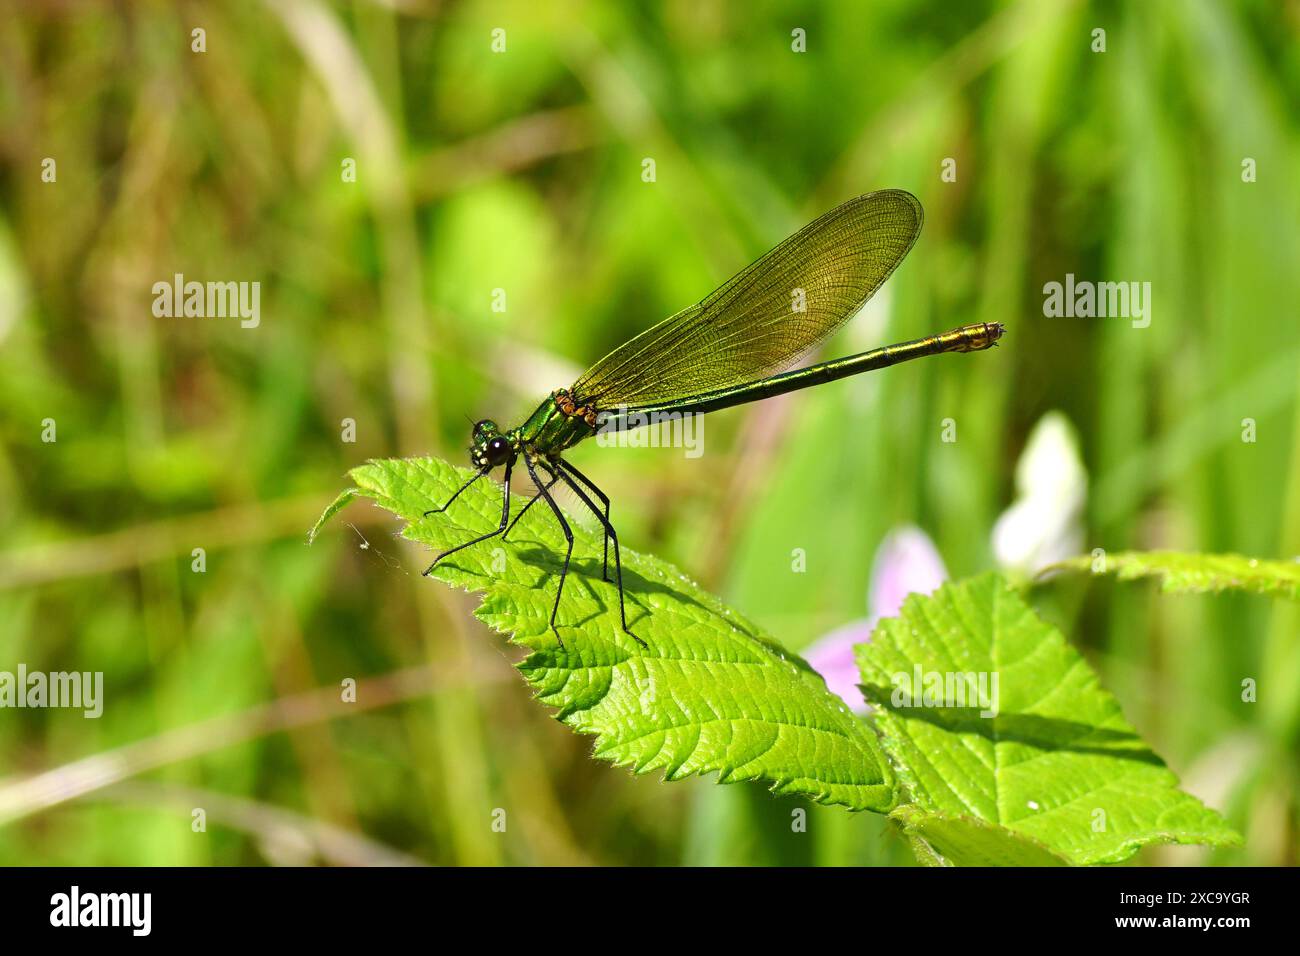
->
<box><xmin>422</xmin><ymin>460</ymin><xmax>513</xmax><ymax>576</ymax></box>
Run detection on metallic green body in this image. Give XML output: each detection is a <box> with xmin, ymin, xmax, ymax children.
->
<box><xmin>487</xmin><ymin>322</ymin><xmax>1004</xmax><ymax>462</ymax></box>
<box><xmin>510</xmin><ymin>396</ymin><xmax>596</xmax><ymax>457</ymax></box>
<box><xmin>478</xmin><ymin>323</ymin><xmax>1001</xmax><ymax>464</ymax></box>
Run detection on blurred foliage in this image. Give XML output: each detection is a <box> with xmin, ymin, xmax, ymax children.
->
<box><xmin>0</xmin><ymin>0</ymin><xmax>1297</xmax><ymax>866</ymax></box>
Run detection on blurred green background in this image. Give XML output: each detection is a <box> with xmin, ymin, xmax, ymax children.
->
<box><xmin>0</xmin><ymin>0</ymin><xmax>1297</xmax><ymax>866</ymax></box>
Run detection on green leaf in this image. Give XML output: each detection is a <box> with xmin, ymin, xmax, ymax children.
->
<box><xmin>856</xmin><ymin>573</ymin><xmax>1241</xmax><ymax>865</ymax></box>
<box><xmin>889</xmin><ymin>805</ymin><xmax>1071</xmax><ymax>866</ymax></box>
<box><xmin>308</xmin><ymin>488</ymin><xmax>359</xmax><ymax>544</ymax></box>
<box><xmin>314</xmin><ymin>456</ymin><xmax>895</xmax><ymax>812</ymax></box>
<box><xmin>1043</xmin><ymin>550</ymin><xmax>1300</xmax><ymax>600</ymax></box>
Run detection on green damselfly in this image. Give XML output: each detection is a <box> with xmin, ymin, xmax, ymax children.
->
<box><xmin>424</xmin><ymin>189</ymin><xmax>1003</xmax><ymax>648</ymax></box>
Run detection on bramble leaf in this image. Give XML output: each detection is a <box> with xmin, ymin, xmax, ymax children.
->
<box><xmin>889</xmin><ymin>805</ymin><xmax>1071</xmax><ymax>866</ymax></box>
<box><xmin>1042</xmin><ymin>550</ymin><xmax>1300</xmax><ymax>600</ymax></box>
<box><xmin>314</xmin><ymin>456</ymin><xmax>895</xmax><ymax>812</ymax></box>
<box><xmin>857</xmin><ymin>574</ymin><xmax>1240</xmax><ymax>865</ymax></box>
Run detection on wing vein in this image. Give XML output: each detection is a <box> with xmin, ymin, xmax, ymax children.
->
<box><xmin>571</xmin><ymin>190</ymin><xmax>924</xmax><ymax>410</ymax></box>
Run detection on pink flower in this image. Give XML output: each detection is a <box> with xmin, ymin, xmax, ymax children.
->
<box><xmin>803</xmin><ymin>622</ymin><xmax>872</xmax><ymax>714</ymax></box>
<box><xmin>867</xmin><ymin>526</ymin><xmax>949</xmax><ymax>621</ymax></box>
<box><xmin>803</xmin><ymin>526</ymin><xmax>948</xmax><ymax>712</ymax></box>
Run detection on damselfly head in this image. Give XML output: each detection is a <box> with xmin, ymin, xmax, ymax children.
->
<box><xmin>469</xmin><ymin>419</ymin><xmax>512</xmax><ymax>469</ymax></box>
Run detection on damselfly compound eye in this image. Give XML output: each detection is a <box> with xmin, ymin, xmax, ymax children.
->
<box><xmin>484</xmin><ymin>436</ymin><xmax>511</xmax><ymax>466</ymax></box>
